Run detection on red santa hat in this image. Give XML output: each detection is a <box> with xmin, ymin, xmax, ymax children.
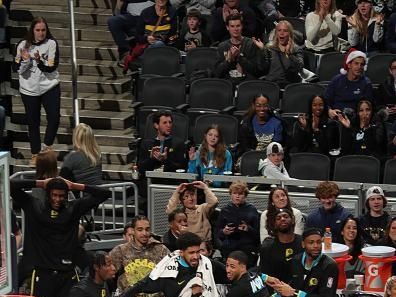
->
<box><xmin>340</xmin><ymin>48</ymin><xmax>368</xmax><ymax>75</ymax></box>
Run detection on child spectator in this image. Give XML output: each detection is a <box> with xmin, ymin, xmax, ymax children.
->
<box><xmin>258</xmin><ymin>142</ymin><xmax>292</xmax><ymax>180</ymax></box>
<box><xmin>175</xmin><ymin>9</ymin><xmax>210</xmax><ymax>52</ymax></box>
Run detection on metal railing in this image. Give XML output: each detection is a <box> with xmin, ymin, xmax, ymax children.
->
<box><xmin>68</xmin><ymin>0</ymin><xmax>79</xmax><ymax>126</ymax></box>
<box><xmin>9</xmin><ymin>171</ymin><xmax>138</xmax><ymax>236</ymax></box>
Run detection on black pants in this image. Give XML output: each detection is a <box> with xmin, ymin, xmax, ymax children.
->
<box><xmin>30</xmin><ymin>268</ymin><xmax>78</xmax><ymax>297</ymax></box>
<box><xmin>21</xmin><ymin>84</ymin><xmax>60</xmax><ymax>154</ymax></box>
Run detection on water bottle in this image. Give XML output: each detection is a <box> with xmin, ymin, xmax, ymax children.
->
<box><xmin>131</xmin><ymin>165</ymin><xmax>139</xmax><ymax>180</ymax></box>
<box><xmin>324</xmin><ymin>227</ymin><xmax>332</xmax><ymax>251</ymax></box>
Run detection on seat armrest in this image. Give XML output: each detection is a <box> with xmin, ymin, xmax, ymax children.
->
<box><xmin>221</xmin><ymin>106</ymin><xmax>236</xmax><ymax>114</ymax></box>
<box><xmin>130</xmin><ymin>102</ymin><xmax>143</xmax><ymax>109</ymax></box>
<box><xmin>175</xmin><ymin>104</ymin><xmax>189</xmax><ymax>112</ymax></box>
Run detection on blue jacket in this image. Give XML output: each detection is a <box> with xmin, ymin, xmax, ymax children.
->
<box><xmin>325</xmin><ymin>74</ymin><xmax>373</xmax><ymax>111</ymax></box>
<box><xmin>305</xmin><ymin>203</ymin><xmax>351</xmax><ymax>241</ymax></box>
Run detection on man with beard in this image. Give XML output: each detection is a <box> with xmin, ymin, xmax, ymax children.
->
<box><xmin>273</xmin><ymin>228</ymin><xmax>338</xmax><ymax>297</ymax></box>
<box><xmin>110</xmin><ymin>215</ymin><xmax>169</xmax><ymax>296</ymax></box>
<box><xmin>121</xmin><ymin>232</ymin><xmax>218</xmax><ymax>297</ymax></box>
<box><xmin>259</xmin><ymin>208</ymin><xmax>303</xmax><ymax>284</ymax></box>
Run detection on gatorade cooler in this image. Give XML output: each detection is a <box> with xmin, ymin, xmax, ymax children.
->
<box><xmin>359</xmin><ymin>246</ymin><xmax>396</xmax><ymax>292</ymax></box>
<box><xmin>322</xmin><ymin>243</ymin><xmax>351</xmax><ymax>289</ymax></box>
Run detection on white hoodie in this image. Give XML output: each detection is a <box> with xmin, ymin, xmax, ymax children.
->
<box><xmin>258</xmin><ymin>158</ymin><xmax>291</xmax><ymax>180</ymax></box>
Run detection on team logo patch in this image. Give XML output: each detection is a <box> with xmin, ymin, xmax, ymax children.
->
<box><xmin>308</xmin><ymin>278</ymin><xmax>318</xmax><ymax>286</ymax></box>
<box><xmin>285</xmin><ymin>248</ymin><xmax>293</xmax><ymax>258</ymax></box>
<box><xmin>327</xmin><ymin>277</ymin><xmax>334</xmax><ymax>288</ymax></box>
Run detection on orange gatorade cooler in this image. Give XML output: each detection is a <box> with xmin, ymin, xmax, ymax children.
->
<box><xmin>359</xmin><ymin>246</ymin><xmax>396</xmax><ymax>292</ymax></box>
<box><xmin>322</xmin><ymin>242</ymin><xmax>351</xmax><ymax>289</ymax></box>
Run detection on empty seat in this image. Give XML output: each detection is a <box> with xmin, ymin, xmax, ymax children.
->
<box><xmin>185</xmin><ymin>47</ymin><xmax>218</xmax><ymax>81</ymax></box>
<box><xmin>317</xmin><ymin>52</ymin><xmax>344</xmax><ymax>82</ymax></box>
<box><xmin>281</xmin><ymin>83</ymin><xmax>326</xmax><ymax>114</ymax></box>
<box><xmin>240</xmin><ymin>150</ymin><xmax>264</xmax><ymax>176</ymax></box>
<box><xmin>366</xmin><ymin>54</ymin><xmax>396</xmax><ymax>85</ymax></box>
<box><xmin>333</xmin><ymin>155</ymin><xmax>380</xmax><ymax>183</ymax></box>
<box><xmin>384</xmin><ymin>158</ymin><xmax>396</xmax><ymax>184</ymax></box>
<box><xmin>289</xmin><ymin>153</ymin><xmax>331</xmax><ymax>180</ymax></box>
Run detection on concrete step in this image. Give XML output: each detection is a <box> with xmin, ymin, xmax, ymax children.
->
<box><xmin>11</xmin><ymin>158</ymin><xmax>133</xmax><ymax>180</ymax></box>
<box><xmin>13</xmin><ymin>0</ymin><xmax>113</xmax><ymax>10</ymax></box>
<box><xmin>11</xmin><ymin>106</ymin><xmax>134</xmax><ymax>130</ymax></box>
<box><xmin>10</xmin><ymin>4</ymin><xmax>112</xmax><ymax>26</ymax></box>
<box><xmin>13</xmin><ymin>142</ymin><xmax>133</xmax><ymax>164</ymax></box>
<box><xmin>9</xmin><ymin>22</ymin><xmax>112</xmax><ymax>42</ymax></box>
<box><xmin>7</xmin><ymin>120</ymin><xmax>136</xmax><ymax>146</ymax></box>
<box><xmin>12</xmin><ymin>92</ymin><xmax>131</xmax><ymax>111</ymax></box>
<box><xmin>58</xmin><ymin>58</ymin><xmax>124</xmax><ymax>77</ymax></box>
<box><xmin>11</xmin><ymin>74</ymin><xmax>131</xmax><ymax>94</ymax></box>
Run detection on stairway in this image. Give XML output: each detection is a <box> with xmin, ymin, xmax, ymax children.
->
<box><xmin>7</xmin><ymin>0</ymin><xmax>136</xmax><ymax>180</ymax></box>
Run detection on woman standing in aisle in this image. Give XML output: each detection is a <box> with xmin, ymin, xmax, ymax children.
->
<box><xmin>13</xmin><ymin>16</ymin><xmax>60</xmax><ymax>166</ymax></box>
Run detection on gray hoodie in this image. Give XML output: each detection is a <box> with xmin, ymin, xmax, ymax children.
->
<box><xmin>258</xmin><ymin>157</ymin><xmax>291</xmax><ymax>180</ymax></box>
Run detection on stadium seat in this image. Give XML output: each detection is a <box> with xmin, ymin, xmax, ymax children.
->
<box><xmin>185</xmin><ymin>47</ymin><xmax>218</xmax><ymax>81</ymax></box>
<box><xmin>234</xmin><ymin>80</ymin><xmax>280</xmax><ymax>119</ymax></box>
<box><xmin>317</xmin><ymin>52</ymin><xmax>344</xmax><ymax>82</ymax></box>
<box><xmin>132</xmin><ymin>76</ymin><xmax>187</xmax><ymax>136</ymax></box>
<box><xmin>289</xmin><ymin>152</ymin><xmax>331</xmax><ymax>180</ymax></box>
<box><xmin>366</xmin><ymin>54</ymin><xmax>396</xmax><ymax>85</ymax></box>
<box><xmin>281</xmin><ymin>83</ymin><xmax>326</xmax><ymax>114</ymax></box>
<box><xmin>240</xmin><ymin>150</ymin><xmax>264</xmax><ymax>176</ymax></box>
<box><xmin>193</xmin><ymin>114</ymin><xmax>239</xmax><ymax>146</ymax></box>
<box><xmin>384</xmin><ymin>158</ymin><xmax>396</xmax><ymax>184</ymax></box>
<box><xmin>144</xmin><ymin>112</ymin><xmax>189</xmax><ymax>142</ymax></box>
<box><xmin>333</xmin><ymin>155</ymin><xmax>380</xmax><ymax>183</ymax></box>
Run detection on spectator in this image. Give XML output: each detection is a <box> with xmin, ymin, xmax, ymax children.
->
<box><xmin>259</xmin><ymin>208</ymin><xmax>304</xmax><ymax>284</ymax></box>
<box><xmin>273</xmin><ymin>228</ymin><xmax>339</xmax><ymax>297</ymax></box>
<box><xmin>293</xmin><ymin>95</ymin><xmax>340</xmax><ymax>155</ymax></box>
<box><xmin>238</xmin><ymin>94</ymin><xmax>283</xmax><ymax>156</ymax></box>
<box><xmin>211</xmin><ymin>0</ymin><xmax>256</xmax><ymax>43</ymax></box>
<box><xmin>199</xmin><ymin>240</ymin><xmax>228</xmax><ymax>285</ymax></box>
<box><xmin>175</xmin><ymin>9</ymin><xmax>211</xmax><ymax>52</ymax></box>
<box><xmin>338</xmin><ymin>99</ymin><xmax>386</xmax><ymax>158</ymax></box>
<box><xmin>378</xmin><ymin>58</ymin><xmax>396</xmax><ymax>120</ymax></box>
<box><xmin>258</xmin><ymin>142</ymin><xmax>292</xmax><ymax>180</ymax></box>
<box><xmin>359</xmin><ymin>186</ymin><xmax>390</xmax><ymax>245</ymax></box>
<box><xmin>60</xmin><ymin>123</ymin><xmax>103</xmax><ymax>185</ymax></box>
<box><xmin>260</xmin><ymin>187</ymin><xmax>305</xmax><ymax>242</ymax></box>
<box><xmin>121</xmin><ymin>232</ymin><xmax>218</xmax><ymax>297</ymax></box>
<box><xmin>325</xmin><ymin>48</ymin><xmax>373</xmax><ymax>119</ymax></box>
<box><xmin>166</xmin><ymin>181</ymin><xmax>218</xmax><ymax>241</ymax></box>
<box><xmin>385</xmin><ymin>276</ymin><xmax>396</xmax><ymax>297</ymax></box>
<box><xmin>216</xmin><ymin>181</ymin><xmax>260</xmax><ymax>267</ymax></box>
<box><xmin>213</xmin><ymin>13</ymin><xmax>261</xmax><ymax>84</ymax></box>
<box><xmin>124</xmin><ymin>0</ymin><xmax>178</xmax><ymax>67</ymax></box>
<box><xmin>138</xmin><ymin>110</ymin><xmax>186</xmax><ymax>175</ymax></box>
<box><xmin>123</xmin><ymin>222</ymin><xmax>134</xmax><ymax>243</ymax></box>
<box><xmin>379</xmin><ymin>217</ymin><xmax>396</xmax><ymax>274</ymax></box>
<box><xmin>169</xmin><ymin>0</ymin><xmax>215</xmax><ymax>20</ymax></box>
<box><xmin>188</xmin><ymin>124</ymin><xmax>233</xmax><ymax>186</ymax></box>
<box><xmin>107</xmin><ymin>0</ymin><xmax>154</xmax><ymax>66</ymax></box>
<box><xmin>386</xmin><ymin>12</ymin><xmax>396</xmax><ymax>53</ymax></box>
<box><xmin>0</xmin><ymin>1</ymin><xmax>7</xmax><ymax>47</ymax></box>
<box><xmin>163</xmin><ymin>208</ymin><xmax>188</xmax><ymax>252</ymax></box>
<box><xmin>256</xmin><ymin>21</ymin><xmax>304</xmax><ymax>88</ymax></box>
<box><xmin>336</xmin><ymin>217</ymin><xmax>366</xmax><ymax>278</ymax></box>
<box><xmin>10</xmin><ymin>177</ymin><xmax>110</xmax><ymax>297</ymax></box>
<box><xmin>347</xmin><ymin>0</ymin><xmax>384</xmax><ymax>55</ymax></box>
<box><xmin>109</xmin><ymin>215</ymin><xmax>169</xmax><ymax>295</ymax></box>
<box><xmin>68</xmin><ymin>251</ymin><xmax>116</xmax><ymax>297</ymax></box>
<box><xmin>225</xmin><ymin>251</ymin><xmax>275</xmax><ymax>297</ymax></box>
<box><xmin>389</xmin><ymin>120</ymin><xmax>396</xmax><ymax>157</ymax></box>
<box><xmin>13</xmin><ymin>17</ymin><xmax>60</xmax><ymax>166</ymax></box>
<box><xmin>305</xmin><ymin>0</ymin><xmax>343</xmax><ymax>53</ymax></box>
<box><xmin>305</xmin><ymin>181</ymin><xmax>351</xmax><ymax>240</ymax></box>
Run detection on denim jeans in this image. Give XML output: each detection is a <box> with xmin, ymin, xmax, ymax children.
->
<box><xmin>107</xmin><ymin>13</ymin><xmax>138</xmax><ymax>58</ymax></box>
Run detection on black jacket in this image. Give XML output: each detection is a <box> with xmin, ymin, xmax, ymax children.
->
<box><xmin>10</xmin><ymin>179</ymin><xmax>110</xmax><ymax>271</ymax></box>
<box><xmin>138</xmin><ymin>136</ymin><xmax>186</xmax><ymax>175</ymax></box>
<box><xmin>289</xmin><ymin>252</ymin><xmax>338</xmax><ymax>297</ymax></box>
<box><xmin>359</xmin><ymin>211</ymin><xmax>390</xmax><ymax>245</ymax></box>
<box><xmin>227</xmin><ymin>272</ymin><xmax>269</xmax><ymax>297</ymax></box>
<box><xmin>68</xmin><ymin>277</ymin><xmax>111</xmax><ymax>297</ymax></box>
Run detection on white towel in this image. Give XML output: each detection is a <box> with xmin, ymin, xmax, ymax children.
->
<box><xmin>149</xmin><ymin>250</ymin><xmax>219</xmax><ymax>297</ymax></box>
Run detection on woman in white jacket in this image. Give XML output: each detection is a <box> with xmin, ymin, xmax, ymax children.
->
<box><xmin>260</xmin><ymin>187</ymin><xmax>305</xmax><ymax>242</ymax></box>
<box><xmin>305</xmin><ymin>0</ymin><xmax>343</xmax><ymax>53</ymax></box>
<box><xmin>13</xmin><ymin>17</ymin><xmax>60</xmax><ymax>165</ymax></box>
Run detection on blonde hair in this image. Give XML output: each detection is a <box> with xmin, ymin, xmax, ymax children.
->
<box><xmin>315</xmin><ymin>0</ymin><xmax>337</xmax><ymax>14</ymax></box>
<box><xmin>385</xmin><ymin>276</ymin><xmax>396</xmax><ymax>297</ymax></box>
<box><xmin>72</xmin><ymin>123</ymin><xmax>101</xmax><ymax>166</ymax></box>
<box><xmin>350</xmin><ymin>4</ymin><xmax>376</xmax><ymax>39</ymax></box>
<box><xmin>229</xmin><ymin>181</ymin><xmax>249</xmax><ymax>196</ymax></box>
<box><xmin>271</xmin><ymin>21</ymin><xmax>295</xmax><ymax>51</ymax></box>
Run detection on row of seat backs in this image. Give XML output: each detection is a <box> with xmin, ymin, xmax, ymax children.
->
<box><xmin>139</xmin><ymin>46</ymin><xmax>396</xmax><ymax>85</ymax></box>
<box><xmin>240</xmin><ymin>151</ymin><xmax>396</xmax><ymax>184</ymax></box>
